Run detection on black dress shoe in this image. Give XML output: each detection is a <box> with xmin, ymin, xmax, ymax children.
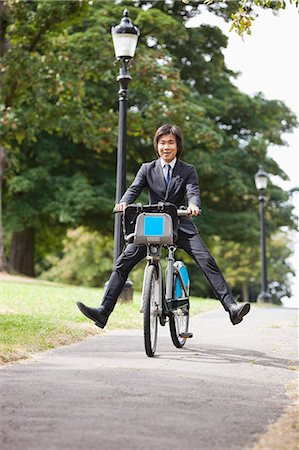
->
<box><xmin>76</xmin><ymin>302</ymin><xmax>109</xmax><ymax>329</ymax></box>
<box><xmin>228</xmin><ymin>303</ymin><xmax>251</xmax><ymax>325</ymax></box>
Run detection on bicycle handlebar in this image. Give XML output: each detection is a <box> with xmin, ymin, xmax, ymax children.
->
<box><xmin>113</xmin><ymin>205</ymin><xmax>201</xmax><ymax>217</ymax></box>
<box><xmin>177</xmin><ymin>209</ymin><xmax>189</xmax><ymax>217</ymax></box>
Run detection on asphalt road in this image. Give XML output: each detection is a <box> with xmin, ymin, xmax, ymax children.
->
<box><xmin>0</xmin><ymin>307</ymin><xmax>298</xmax><ymax>450</ymax></box>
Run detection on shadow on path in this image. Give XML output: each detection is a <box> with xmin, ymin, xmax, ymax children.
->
<box><xmin>155</xmin><ymin>343</ymin><xmax>298</xmax><ymax>371</ymax></box>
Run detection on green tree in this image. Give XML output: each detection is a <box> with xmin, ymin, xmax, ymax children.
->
<box><xmin>5</xmin><ymin>135</ymin><xmax>116</xmax><ymax>275</ymax></box>
<box><xmin>1</xmin><ymin>0</ymin><xmax>118</xmax><ymax>274</ymax></box>
<box><xmin>39</xmin><ymin>227</ymin><xmax>114</xmax><ymax>287</ymax></box>
<box><xmin>181</xmin><ymin>0</ymin><xmax>299</xmax><ymax>36</ymax></box>
<box><xmin>1</xmin><ymin>1</ymin><xmax>195</xmax><ymax>273</ymax></box>
<box><xmin>129</xmin><ymin>0</ymin><xmax>297</xmax><ymax>241</ymax></box>
<box><xmin>210</xmin><ymin>231</ymin><xmax>294</xmax><ymax>302</ymax></box>
<box><xmin>1</xmin><ymin>0</ymin><xmax>297</xmax><ymax>294</ymax></box>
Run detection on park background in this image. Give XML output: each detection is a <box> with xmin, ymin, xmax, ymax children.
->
<box><xmin>188</xmin><ymin>2</ymin><xmax>299</xmax><ymax>306</ymax></box>
<box><xmin>1</xmin><ymin>0</ymin><xmax>298</xmax><ymax>306</ymax></box>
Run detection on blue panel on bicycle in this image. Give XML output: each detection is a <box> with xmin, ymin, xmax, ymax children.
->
<box><xmin>144</xmin><ymin>216</ymin><xmax>164</xmax><ymax>236</ymax></box>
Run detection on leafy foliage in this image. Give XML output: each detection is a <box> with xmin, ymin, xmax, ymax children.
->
<box><xmin>1</xmin><ymin>0</ymin><xmax>297</xmax><ymax>299</ymax></box>
<box><xmin>211</xmin><ymin>231</ymin><xmax>295</xmax><ymax>302</ymax></box>
<box><xmin>39</xmin><ymin>227</ymin><xmax>114</xmax><ymax>286</ymax></box>
<box><xmin>181</xmin><ymin>0</ymin><xmax>299</xmax><ymax>36</ymax></box>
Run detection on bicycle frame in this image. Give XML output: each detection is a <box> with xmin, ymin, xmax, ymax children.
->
<box><xmin>141</xmin><ymin>242</ymin><xmax>189</xmax><ymax>318</ymax></box>
<box><xmin>141</xmin><ymin>245</ymin><xmax>163</xmax><ymax>315</ymax></box>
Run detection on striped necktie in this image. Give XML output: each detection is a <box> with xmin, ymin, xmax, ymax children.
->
<box><xmin>164</xmin><ymin>164</ymin><xmax>171</xmax><ymax>186</ymax></box>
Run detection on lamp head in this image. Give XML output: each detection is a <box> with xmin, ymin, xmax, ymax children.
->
<box><xmin>111</xmin><ymin>9</ymin><xmax>140</xmax><ymax>60</ymax></box>
<box><xmin>254</xmin><ymin>166</ymin><xmax>269</xmax><ymax>191</ymax></box>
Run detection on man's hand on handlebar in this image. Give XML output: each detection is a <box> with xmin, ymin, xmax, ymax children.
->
<box><xmin>187</xmin><ymin>204</ymin><xmax>201</xmax><ymax>217</ymax></box>
<box><xmin>114</xmin><ymin>202</ymin><xmax>128</xmax><ymax>213</ymax></box>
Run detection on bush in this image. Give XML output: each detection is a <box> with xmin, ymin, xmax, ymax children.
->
<box><xmin>39</xmin><ymin>227</ymin><xmax>114</xmax><ymax>287</ymax></box>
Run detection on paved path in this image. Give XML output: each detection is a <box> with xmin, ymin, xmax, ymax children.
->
<box><xmin>0</xmin><ymin>307</ymin><xmax>298</xmax><ymax>450</ymax></box>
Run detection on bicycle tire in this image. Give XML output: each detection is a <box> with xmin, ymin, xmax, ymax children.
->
<box><xmin>169</xmin><ymin>308</ymin><xmax>189</xmax><ymax>348</ymax></box>
<box><xmin>143</xmin><ymin>264</ymin><xmax>159</xmax><ymax>357</ymax></box>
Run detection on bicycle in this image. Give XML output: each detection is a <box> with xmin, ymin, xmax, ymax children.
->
<box><xmin>123</xmin><ymin>203</ymin><xmax>194</xmax><ymax>357</ymax></box>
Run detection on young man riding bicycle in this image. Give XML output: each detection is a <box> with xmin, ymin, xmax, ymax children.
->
<box><xmin>77</xmin><ymin>124</ymin><xmax>250</xmax><ymax>328</ymax></box>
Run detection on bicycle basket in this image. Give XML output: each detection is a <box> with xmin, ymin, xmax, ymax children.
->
<box><xmin>123</xmin><ymin>203</ymin><xmax>178</xmax><ymax>244</ymax></box>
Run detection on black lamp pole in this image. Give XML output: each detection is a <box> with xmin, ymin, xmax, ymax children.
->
<box><xmin>113</xmin><ymin>60</ymin><xmax>131</xmax><ymax>262</ymax></box>
<box><xmin>255</xmin><ymin>167</ymin><xmax>272</xmax><ymax>303</ymax></box>
<box><xmin>111</xmin><ymin>10</ymin><xmax>140</xmax><ymax>264</ymax></box>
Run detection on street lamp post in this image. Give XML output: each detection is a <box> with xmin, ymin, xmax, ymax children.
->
<box><xmin>111</xmin><ymin>10</ymin><xmax>140</xmax><ymax>301</ymax></box>
<box><xmin>254</xmin><ymin>167</ymin><xmax>272</xmax><ymax>303</ymax></box>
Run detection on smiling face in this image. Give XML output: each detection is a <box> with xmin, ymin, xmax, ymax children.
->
<box><xmin>157</xmin><ymin>133</ymin><xmax>178</xmax><ymax>163</ymax></box>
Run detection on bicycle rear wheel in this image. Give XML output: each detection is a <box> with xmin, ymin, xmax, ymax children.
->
<box><xmin>143</xmin><ymin>264</ymin><xmax>159</xmax><ymax>357</ymax></box>
<box><xmin>169</xmin><ymin>307</ymin><xmax>189</xmax><ymax>348</ymax></box>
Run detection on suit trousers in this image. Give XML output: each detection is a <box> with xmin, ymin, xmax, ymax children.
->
<box><xmin>102</xmin><ymin>230</ymin><xmax>234</xmax><ymax>311</ymax></box>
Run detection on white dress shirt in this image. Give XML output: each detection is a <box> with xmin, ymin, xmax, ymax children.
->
<box><xmin>160</xmin><ymin>157</ymin><xmax>177</xmax><ymax>184</ymax></box>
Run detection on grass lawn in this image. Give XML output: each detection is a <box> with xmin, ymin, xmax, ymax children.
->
<box><xmin>0</xmin><ymin>276</ymin><xmax>220</xmax><ymax>364</ymax></box>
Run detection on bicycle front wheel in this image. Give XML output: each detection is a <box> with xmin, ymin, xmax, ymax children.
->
<box><xmin>143</xmin><ymin>264</ymin><xmax>159</xmax><ymax>357</ymax></box>
<box><xmin>169</xmin><ymin>308</ymin><xmax>189</xmax><ymax>348</ymax></box>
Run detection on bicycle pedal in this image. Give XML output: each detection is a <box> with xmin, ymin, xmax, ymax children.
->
<box><xmin>176</xmin><ymin>307</ymin><xmax>189</xmax><ymax>316</ymax></box>
<box><xmin>179</xmin><ymin>332</ymin><xmax>193</xmax><ymax>339</ymax></box>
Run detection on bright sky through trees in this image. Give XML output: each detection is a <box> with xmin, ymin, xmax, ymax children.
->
<box><xmin>187</xmin><ymin>4</ymin><xmax>299</xmax><ymax>305</ymax></box>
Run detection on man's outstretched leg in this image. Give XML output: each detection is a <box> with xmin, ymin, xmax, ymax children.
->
<box><xmin>77</xmin><ymin>244</ymin><xmax>147</xmax><ymax>328</ymax></box>
<box><xmin>77</xmin><ymin>270</ymin><xmax>126</xmax><ymax>329</ymax></box>
<box><xmin>177</xmin><ymin>231</ymin><xmax>251</xmax><ymax>325</ymax></box>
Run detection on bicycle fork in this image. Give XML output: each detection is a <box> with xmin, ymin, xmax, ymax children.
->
<box><xmin>166</xmin><ymin>246</ymin><xmax>190</xmax><ymax>315</ymax></box>
<box><xmin>165</xmin><ymin>245</ymin><xmax>176</xmax><ymax>303</ymax></box>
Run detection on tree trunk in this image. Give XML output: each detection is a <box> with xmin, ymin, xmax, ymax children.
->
<box><xmin>0</xmin><ymin>1</ymin><xmax>9</xmax><ymax>272</ymax></box>
<box><xmin>241</xmin><ymin>282</ymin><xmax>250</xmax><ymax>303</ymax></box>
<box><xmin>10</xmin><ymin>228</ymin><xmax>35</xmax><ymax>277</ymax></box>
<box><xmin>0</xmin><ymin>145</ymin><xmax>8</xmax><ymax>272</ymax></box>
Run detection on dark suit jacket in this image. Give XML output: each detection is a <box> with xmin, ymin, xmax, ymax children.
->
<box><xmin>120</xmin><ymin>159</ymin><xmax>201</xmax><ymax>235</ymax></box>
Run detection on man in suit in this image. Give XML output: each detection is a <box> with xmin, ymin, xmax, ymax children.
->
<box><xmin>77</xmin><ymin>124</ymin><xmax>250</xmax><ymax>328</ymax></box>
